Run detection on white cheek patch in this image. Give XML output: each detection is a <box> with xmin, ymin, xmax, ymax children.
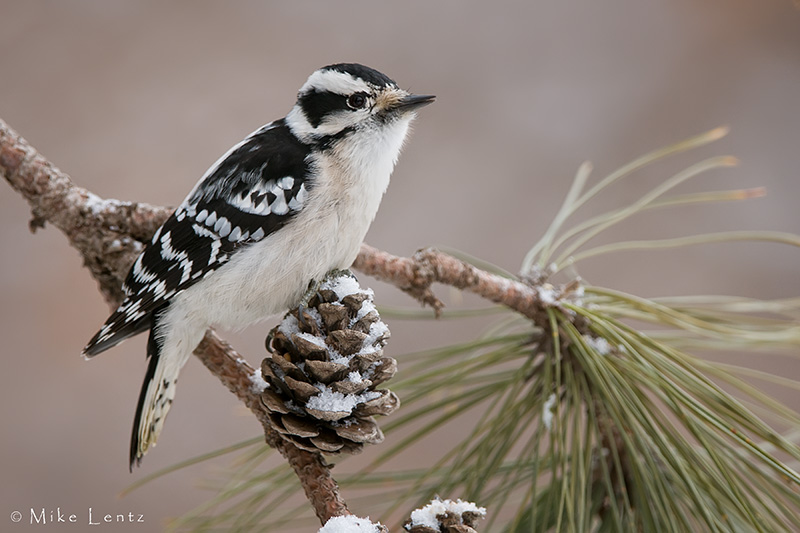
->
<box><xmin>317</xmin><ymin>110</ymin><xmax>362</xmax><ymax>135</ymax></box>
<box><xmin>288</xmin><ymin>106</ymin><xmax>367</xmax><ymax>140</ymax></box>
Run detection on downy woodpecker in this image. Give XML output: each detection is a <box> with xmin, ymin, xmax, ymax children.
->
<box><xmin>83</xmin><ymin>63</ymin><xmax>434</xmax><ymax>468</ymax></box>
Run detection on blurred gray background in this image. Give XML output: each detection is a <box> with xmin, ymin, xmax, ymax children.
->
<box><xmin>1</xmin><ymin>1</ymin><xmax>799</xmax><ymax>530</ymax></box>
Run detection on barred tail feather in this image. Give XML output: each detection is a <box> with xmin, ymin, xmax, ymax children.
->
<box><xmin>130</xmin><ymin>326</ymin><xmax>166</xmax><ymax>470</ymax></box>
<box><xmin>129</xmin><ymin>307</ymin><xmax>205</xmax><ymax>470</ymax></box>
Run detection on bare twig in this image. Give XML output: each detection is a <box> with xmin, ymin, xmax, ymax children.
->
<box><xmin>354</xmin><ymin>244</ymin><xmax>550</xmax><ymax>324</ymax></box>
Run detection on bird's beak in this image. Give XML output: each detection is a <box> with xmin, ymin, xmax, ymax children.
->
<box><xmin>393</xmin><ymin>93</ymin><xmax>436</xmax><ymax>112</ymax></box>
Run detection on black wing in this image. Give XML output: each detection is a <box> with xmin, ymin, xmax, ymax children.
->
<box><xmin>83</xmin><ymin>120</ymin><xmax>313</xmax><ymax>356</ymax></box>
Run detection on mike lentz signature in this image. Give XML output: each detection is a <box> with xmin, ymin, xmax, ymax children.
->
<box><xmin>12</xmin><ymin>507</ymin><xmax>144</xmax><ymax>525</ymax></box>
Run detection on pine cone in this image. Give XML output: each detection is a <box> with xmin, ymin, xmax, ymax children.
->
<box><xmin>259</xmin><ymin>273</ymin><xmax>399</xmax><ymax>454</ymax></box>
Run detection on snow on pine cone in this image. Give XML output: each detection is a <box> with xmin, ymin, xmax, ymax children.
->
<box><xmin>404</xmin><ymin>498</ymin><xmax>486</xmax><ymax>533</ymax></box>
<box><xmin>259</xmin><ymin>273</ymin><xmax>399</xmax><ymax>454</ymax></box>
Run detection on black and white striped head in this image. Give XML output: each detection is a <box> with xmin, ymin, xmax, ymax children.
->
<box><xmin>286</xmin><ymin>63</ymin><xmax>435</xmax><ymax>143</ymax></box>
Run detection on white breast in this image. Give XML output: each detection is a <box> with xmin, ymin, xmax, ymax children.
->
<box><xmin>173</xmin><ymin>116</ymin><xmax>413</xmax><ymax>330</ymax></box>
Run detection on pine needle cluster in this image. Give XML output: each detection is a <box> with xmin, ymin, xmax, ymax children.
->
<box><xmin>146</xmin><ymin>129</ymin><xmax>800</xmax><ymax>532</ymax></box>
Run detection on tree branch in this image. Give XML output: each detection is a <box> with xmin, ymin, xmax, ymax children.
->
<box><xmin>193</xmin><ymin>332</ymin><xmax>349</xmax><ymax>522</ymax></box>
<box><xmin>1</xmin><ymin>116</ymin><xmax>547</xmax><ymax>525</ymax></box>
<box><xmin>0</xmin><ymin>118</ymin><xmax>170</xmax><ymax>304</ymax></box>
<box><xmin>0</xmin><ymin>117</ymin><xmax>347</xmax><ymax>524</ymax></box>
<box><xmin>354</xmin><ymin>244</ymin><xmax>552</xmax><ymax>324</ymax></box>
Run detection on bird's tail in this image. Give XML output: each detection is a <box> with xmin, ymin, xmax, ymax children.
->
<box><xmin>129</xmin><ymin>309</ymin><xmax>202</xmax><ymax>470</ymax></box>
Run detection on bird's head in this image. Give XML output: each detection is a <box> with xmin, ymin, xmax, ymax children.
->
<box><xmin>286</xmin><ymin>63</ymin><xmax>435</xmax><ymax>144</ymax></box>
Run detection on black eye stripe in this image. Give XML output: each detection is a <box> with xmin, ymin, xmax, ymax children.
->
<box><xmin>298</xmin><ymin>90</ymin><xmax>350</xmax><ymax>128</ymax></box>
<box><xmin>299</xmin><ymin>89</ymin><xmax>374</xmax><ymax>127</ymax></box>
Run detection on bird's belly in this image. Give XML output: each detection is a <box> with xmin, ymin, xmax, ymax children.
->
<box><xmin>172</xmin><ymin>127</ymin><xmax>400</xmax><ymax>332</ymax></box>
<box><xmin>174</xmin><ymin>195</ymin><xmax>371</xmax><ymax>330</ymax></box>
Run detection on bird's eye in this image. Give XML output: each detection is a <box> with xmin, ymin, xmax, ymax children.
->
<box><xmin>347</xmin><ymin>93</ymin><xmax>368</xmax><ymax>110</ymax></box>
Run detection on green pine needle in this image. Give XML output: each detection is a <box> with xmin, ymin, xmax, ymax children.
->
<box><xmin>165</xmin><ymin>128</ymin><xmax>800</xmax><ymax>532</ymax></box>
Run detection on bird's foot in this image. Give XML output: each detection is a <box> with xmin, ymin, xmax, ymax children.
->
<box><xmin>323</xmin><ymin>268</ymin><xmax>357</xmax><ymax>283</ymax></box>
